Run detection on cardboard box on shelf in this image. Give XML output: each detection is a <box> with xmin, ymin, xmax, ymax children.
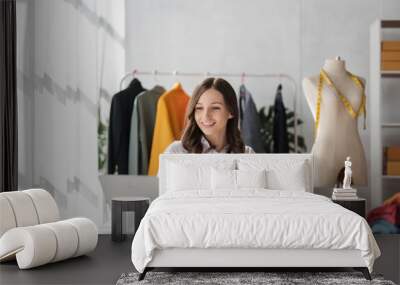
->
<box><xmin>382</xmin><ymin>41</ymin><xmax>400</xmax><ymax>51</ymax></box>
<box><xmin>381</xmin><ymin>61</ymin><xmax>400</xmax><ymax>71</ymax></box>
<box><xmin>387</xmin><ymin>161</ymin><xmax>400</xmax><ymax>176</ymax></box>
<box><xmin>381</xmin><ymin>51</ymin><xmax>400</xmax><ymax>61</ymax></box>
<box><xmin>387</xmin><ymin>146</ymin><xmax>400</xmax><ymax>161</ymax></box>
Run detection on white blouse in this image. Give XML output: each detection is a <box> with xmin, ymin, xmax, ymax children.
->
<box><xmin>164</xmin><ymin>136</ymin><xmax>255</xmax><ymax>154</ymax></box>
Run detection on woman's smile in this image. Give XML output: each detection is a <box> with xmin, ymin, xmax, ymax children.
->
<box><xmin>201</xmin><ymin>122</ymin><xmax>216</xmax><ymax>127</ymax></box>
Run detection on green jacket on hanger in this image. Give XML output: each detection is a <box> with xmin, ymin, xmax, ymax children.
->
<box><xmin>129</xmin><ymin>85</ymin><xmax>166</xmax><ymax>175</ymax></box>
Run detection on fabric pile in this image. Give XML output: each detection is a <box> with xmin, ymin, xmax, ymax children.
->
<box><xmin>367</xmin><ymin>192</ymin><xmax>400</xmax><ymax>234</ymax></box>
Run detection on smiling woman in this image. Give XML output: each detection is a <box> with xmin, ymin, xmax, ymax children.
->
<box><xmin>164</xmin><ymin>78</ymin><xmax>254</xmax><ymax>154</ymax></box>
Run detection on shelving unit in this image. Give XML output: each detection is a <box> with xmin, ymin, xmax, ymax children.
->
<box><xmin>381</xmin><ymin>71</ymin><xmax>400</xmax><ymax>77</ymax></box>
<box><xmin>369</xmin><ymin>19</ymin><xmax>400</xmax><ymax>209</ymax></box>
<box><xmin>382</xmin><ymin>123</ymin><xmax>400</xmax><ymax>128</ymax></box>
<box><xmin>382</xmin><ymin>175</ymin><xmax>400</xmax><ymax>179</ymax></box>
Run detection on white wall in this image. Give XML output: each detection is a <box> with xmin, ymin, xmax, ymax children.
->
<box><xmin>126</xmin><ymin>0</ymin><xmax>400</xmax><ymax>209</ymax></box>
<box><xmin>17</xmin><ymin>0</ymin><xmax>125</xmax><ymax>232</ymax></box>
<box><xmin>126</xmin><ymin>0</ymin><xmax>301</xmax><ymax>129</ymax></box>
<box><xmin>17</xmin><ymin>0</ymin><xmax>400</xmax><ymax>232</ymax></box>
<box><xmin>125</xmin><ymin>0</ymin><xmax>399</xmax><ymax>151</ymax></box>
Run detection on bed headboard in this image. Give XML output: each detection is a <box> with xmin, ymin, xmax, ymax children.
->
<box><xmin>159</xmin><ymin>153</ymin><xmax>314</xmax><ymax>195</ymax></box>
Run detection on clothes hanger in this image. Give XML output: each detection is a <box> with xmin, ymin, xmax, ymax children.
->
<box><xmin>131</xmin><ymin>69</ymin><xmax>139</xmax><ymax>84</ymax></box>
<box><xmin>278</xmin><ymin>73</ymin><xmax>283</xmax><ymax>91</ymax></box>
<box><xmin>241</xmin><ymin>72</ymin><xmax>246</xmax><ymax>85</ymax></box>
<box><xmin>153</xmin><ymin>69</ymin><xmax>159</xmax><ymax>83</ymax></box>
<box><xmin>171</xmin><ymin>70</ymin><xmax>183</xmax><ymax>90</ymax></box>
<box><xmin>128</xmin><ymin>69</ymin><xmax>141</xmax><ymax>88</ymax></box>
<box><xmin>240</xmin><ymin>72</ymin><xmax>247</xmax><ymax>95</ymax></box>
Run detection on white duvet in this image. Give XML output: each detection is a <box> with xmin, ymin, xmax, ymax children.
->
<box><xmin>131</xmin><ymin>190</ymin><xmax>380</xmax><ymax>273</ymax></box>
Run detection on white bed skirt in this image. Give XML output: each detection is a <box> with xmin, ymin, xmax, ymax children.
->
<box><xmin>148</xmin><ymin>248</ymin><xmax>366</xmax><ymax>268</ymax></box>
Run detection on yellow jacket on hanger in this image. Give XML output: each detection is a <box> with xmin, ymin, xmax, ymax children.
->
<box><xmin>148</xmin><ymin>83</ymin><xmax>189</xmax><ymax>176</ymax></box>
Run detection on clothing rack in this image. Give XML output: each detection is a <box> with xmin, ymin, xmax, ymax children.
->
<box><xmin>120</xmin><ymin>69</ymin><xmax>298</xmax><ymax>152</ymax></box>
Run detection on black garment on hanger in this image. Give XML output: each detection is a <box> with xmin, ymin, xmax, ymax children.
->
<box><xmin>108</xmin><ymin>78</ymin><xmax>145</xmax><ymax>174</ymax></box>
<box><xmin>273</xmin><ymin>84</ymin><xmax>289</xmax><ymax>153</ymax></box>
<box><xmin>239</xmin><ymin>84</ymin><xmax>264</xmax><ymax>153</ymax></box>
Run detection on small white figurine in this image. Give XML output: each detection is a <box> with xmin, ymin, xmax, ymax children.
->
<box><xmin>343</xmin><ymin>157</ymin><xmax>352</xmax><ymax>189</ymax></box>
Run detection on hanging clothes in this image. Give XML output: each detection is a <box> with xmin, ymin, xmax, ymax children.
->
<box><xmin>129</xmin><ymin>85</ymin><xmax>166</xmax><ymax>175</ymax></box>
<box><xmin>239</xmin><ymin>84</ymin><xmax>264</xmax><ymax>153</ymax></box>
<box><xmin>148</xmin><ymin>83</ymin><xmax>190</xmax><ymax>176</ymax></box>
<box><xmin>273</xmin><ymin>84</ymin><xmax>289</xmax><ymax>153</ymax></box>
<box><xmin>108</xmin><ymin>78</ymin><xmax>145</xmax><ymax>174</ymax></box>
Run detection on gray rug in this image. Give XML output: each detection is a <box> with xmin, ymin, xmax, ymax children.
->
<box><xmin>116</xmin><ymin>271</ymin><xmax>396</xmax><ymax>285</ymax></box>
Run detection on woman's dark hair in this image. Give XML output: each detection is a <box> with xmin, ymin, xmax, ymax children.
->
<box><xmin>181</xmin><ymin>77</ymin><xmax>245</xmax><ymax>153</ymax></box>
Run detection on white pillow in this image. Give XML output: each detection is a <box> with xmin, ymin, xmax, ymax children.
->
<box><xmin>211</xmin><ymin>168</ymin><xmax>236</xmax><ymax>190</ymax></box>
<box><xmin>167</xmin><ymin>162</ymin><xmax>210</xmax><ymax>191</ymax></box>
<box><xmin>211</xmin><ymin>168</ymin><xmax>267</xmax><ymax>190</ymax></box>
<box><xmin>267</xmin><ymin>161</ymin><xmax>308</xmax><ymax>191</ymax></box>
<box><xmin>237</xmin><ymin>169</ymin><xmax>267</xmax><ymax>189</ymax></box>
<box><xmin>237</xmin><ymin>159</ymin><xmax>310</xmax><ymax>192</ymax></box>
<box><xmin>166</xmin><ymin>159</ymin><xmax>236</xmax><ymax>192</ymax></box>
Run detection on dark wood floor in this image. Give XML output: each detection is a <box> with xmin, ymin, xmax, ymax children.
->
<box><xmin>0</xmin><ymin>235</ymin><xmax>134</xmax><ymax>285</ymax></box>
<box><xmin>1</xmin><ymin>234</ymin><xmax>398</xmax><ymax>284</ymax></box>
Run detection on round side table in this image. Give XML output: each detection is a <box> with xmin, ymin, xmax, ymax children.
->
<box><xmin>111</xmin><ymin>197</ymin><xmax>150</xmax><ymax>242</ymax></box>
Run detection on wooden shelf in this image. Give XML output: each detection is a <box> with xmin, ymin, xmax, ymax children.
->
<box><xmin>381</xmin><ymin>71</ymin><xmax>400</xmax><ymax>77</ymax></box>
<box><xmin>382</xmin><ymin>123</ymin><xmax>400</xmax><ymax>128</ymax></box>
<box><xmin>381</xmin><ymin>20</ymin><xmax>400</xmax><ymax>28</ymax></box>
<box><xmin>382</xmin><ymin>175</ymin><xmax>400</xmax><ymax>179</ymax></box>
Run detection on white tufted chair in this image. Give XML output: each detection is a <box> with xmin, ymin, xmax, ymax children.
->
<box><xmin>0</xmin><ymin>189</ymin><xmax>98</xmax><ymax>269</ymax></box>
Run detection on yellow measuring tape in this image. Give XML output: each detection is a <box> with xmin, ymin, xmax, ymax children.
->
<box><xmin>315</xmin><ymin>69</ymin><xmax>366</xmax><ymax>138</ymax></box>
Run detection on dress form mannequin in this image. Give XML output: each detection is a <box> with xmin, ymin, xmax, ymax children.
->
<box><xmin>302</xmin><ymin>57</ymin><xmax>367</xmax><ymax>187</ymax></box>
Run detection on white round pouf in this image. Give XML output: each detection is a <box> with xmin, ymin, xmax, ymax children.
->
<box><xmin>43</xmin><ymin>221</ymin><xmax>79</xmax><ymax>262</ymax></box>
<box><xmin>0</xmin><ymin>226</ymin><xmax>57</xmax><ymax>269</ymax></box>
<box><xmin>0</xmin><ymin>218</ymin><xmax>98</xmax><ymax>269</ymax></box>
<box><xmin>0</xmin><ymin>196</ymin><xmax>17</xmax><ymax>237</ymax></box>
<box><xmin>0</xmin><ymin>189</ymin><xmax>98</xmax><ymax>269</ymax></box>
<box><xmin>65</xmin><ymin>218</ymin><xmax>98</xmax><ymax>257</ymax></box>
<box><xmin>23</xmin><ymin>189</ymin><xmax>60</xmax><ymax>223</ymax></box>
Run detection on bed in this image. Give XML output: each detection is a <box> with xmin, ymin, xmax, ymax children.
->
<box><xmin>131</xmin><ymin>153</ymin><xmax>380</xmax><ymax>280</ymax></box>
